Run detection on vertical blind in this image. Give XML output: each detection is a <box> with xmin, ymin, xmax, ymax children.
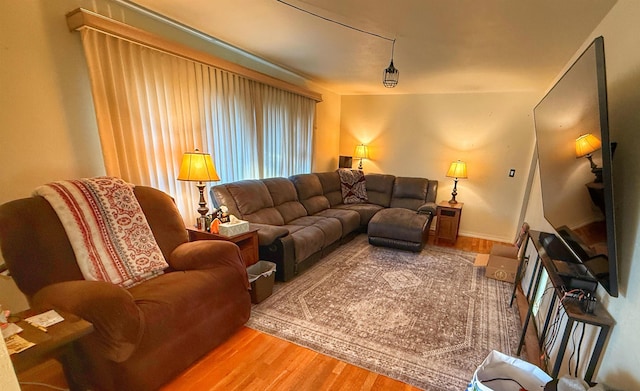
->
<box><xmin>79</xmin><ymin>28</ymin><xmax>316</xmax><ymax>222</ymax></box>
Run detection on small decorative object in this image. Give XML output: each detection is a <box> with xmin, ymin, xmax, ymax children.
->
<box><xmin>177</xmin><ymin>149</ymin><xmax>220</xmax><ymax>229</ymax></box>
<box><xmin>575</xmin><ymin>133</ymin><xmax>603</xmax><ymax>183</ymax></box>
<box><xmin>217</xmin><ymin>205</ymin><xmax>230</xmax><ymax>223</ymax></box>
<box><xmin>353</xmin><ymin>144</ymin><xmax>369</xmax><ymax>170</ymax></box>
<box><xmin>338</xmin><ymin>155</ymin><xmax>353</xmax><ymax>169</ymax></box>
<box><xmin>446</xmin><ymin>160</ymin><xmax>468</xmax><ymax>204</ymax></box>
<box><xmin>209</xmin><ymin>218</ymin><xmax>221</xmax><ymax>234</ymax></box>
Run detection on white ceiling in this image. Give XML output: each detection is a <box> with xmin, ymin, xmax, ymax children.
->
<box><xmin>127</xmin><ymin>0</ymin><xmax>617</xmax><ymax>95</ymax></box>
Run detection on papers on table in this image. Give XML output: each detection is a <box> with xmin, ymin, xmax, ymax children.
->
<box><xmin>1</xmin><ymin>323</ymin><xmax>23</xmax><ymax>339</ymax></box>
<box><xmin>5</xmin><ymin>334</ymin><xmax>35</xmax><ymax>355</ymax></box>
<box><xmin>25</xmin><ymin>310</ymin><xmax>64</xmax><ymax>328</ymax></box>
<box><xmin>2</xmin><ymin>310</ymin><xmax>65</xmax><ymax>355</ymax></box>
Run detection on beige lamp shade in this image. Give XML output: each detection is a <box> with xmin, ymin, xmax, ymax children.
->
<box><xmin>446</xmin><ymin>160</ymin><xmax>468</xmax><ymax>179</ymax></box>
<box><xmin>354</xmin><ymin>144</ymin><xmax>369</xmax><ymax>170</ymax></box>
<box><xmin>575</xmin><ymin>133</ymin><xmax>602</xmax><ymax>158</ymax></box>
<box><xmin>177</xmin><ymin>150</ymin><xmax>219</xmax><ymax>182</ymax></box>
<box><xmin>353</xmin><ymin>144</ymin><xmax>369</xmax><ymax>159</ymax></box>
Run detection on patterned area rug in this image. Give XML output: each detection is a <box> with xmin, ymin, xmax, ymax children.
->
<box><xmin>247</xmin><ymin>235</ymin><xmax>521</xmax><ymax>390</ymax></box>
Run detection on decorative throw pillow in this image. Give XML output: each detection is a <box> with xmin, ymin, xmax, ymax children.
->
<box><xmin>338</xmin><ymin>169</ymin><xmax>368</xmax><ymax>204</ymax></box>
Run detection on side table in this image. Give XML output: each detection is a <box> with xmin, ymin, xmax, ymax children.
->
<box><xmin>9</xmin><ymin>309</ymin><xmax>93</xmax><ymax>390</ymax></box>
<box><xmin>435</xmin><ymin>201</ymin><xmax>463</xmax><ymax>243</ymax></box>
<box><xmin>187</xmin><ymin>227</ymin><xmax>259</xmax><ymax>266</ymax></box>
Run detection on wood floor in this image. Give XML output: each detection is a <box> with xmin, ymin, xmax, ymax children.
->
<box><xmin>17</xmin><ymin>234</ymin><xmax>534</xmax><ymax>391</ymax></box>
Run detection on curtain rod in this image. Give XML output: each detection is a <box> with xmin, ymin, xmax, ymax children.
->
<box><xmin>66</xmin><ymin>8</ymin><xmax>322</xmax><ymax>102</ymax></box>
<box><xmin>112</xmin><ymin>0</ymin><xmax>316</xmax><ymax>86</ymax></box>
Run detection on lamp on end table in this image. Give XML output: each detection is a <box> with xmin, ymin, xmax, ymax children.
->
<box><xmin>354</xmin><ymin>144</ymin><xmax>369</xmax><ymax>170</ymax></box>
<box><xmin>446</xmin><ymin>160</ymin><xmax>467</xmax><ymax>204</ymax></box>
<box><xmin>178</xmin><ymin>149</ymin><xmax>220</xmax><ymax>229</ymax></box>
<box><xmin>575</xmin><ymin>133</ymin><xmax>603</xmax><ymax>183</ymax></box>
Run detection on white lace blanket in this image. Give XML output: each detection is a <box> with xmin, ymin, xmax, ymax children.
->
<box><xmin>34</xmin><ymin>177</ymin><xmax>168</xmax><ymax>288</ymax></box>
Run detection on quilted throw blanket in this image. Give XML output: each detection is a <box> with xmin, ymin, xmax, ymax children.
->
<box><xmin>34</xmin><ymin>177</ymin><xmax>168</xmax><ymax>288</ymax></box>
<box><xmin>338</xmin><ymin>169</ymin><xmax>368</xmax><ymax>204</ymax></box>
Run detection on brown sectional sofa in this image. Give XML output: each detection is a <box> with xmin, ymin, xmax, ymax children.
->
<box><xmin>211</xmin><ymin>171</ymin><xmax>438</xmax><ymax>281</ymax></box>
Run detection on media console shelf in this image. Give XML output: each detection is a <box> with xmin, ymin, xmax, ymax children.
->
<box><xmin>517</xmin><ymin>230</ymin><xmax>614</xmax><ymax>384</ymax></box>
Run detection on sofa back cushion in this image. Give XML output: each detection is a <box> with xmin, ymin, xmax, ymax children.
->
<box><xmin>315</xmin><ymin>171</ymin><xmax>343</xmax><ymax>206</ymax></box>
<box><xmin>364</xmin><ymin>173</ymin><xmax>396</xmax><ymax>207</ymax></box>
<box><xmin>262</xmin><ymin>178</ymin><xmax>308</xmax><ymax>224</ymax></box>
<box><xmin>213</xmin><ymin>180</ymin><xmax>284</xmax><ymax>225</ymax></box>
<box><xmin>425</xmin><ymin>179</ymin><xmax>438</xmax><ymax>203</ymax></box>
<box><xmin>289</xmin><ymin>173</ymin><xmax>331</xmax><ymax>215</ymax></box>
<box><xmin>135</xmin><ymin>186</ymin><xmax>189</xmax><ymax>263</ymax></box>
<box><xmin>390</xmin><ymin>177</ymin><xmax>429</xmax><ymax>210</ymax></box>
<box><xmin>0</xmin><ymin>196</ymin><xmax>84</xmax><ymax>297</ymax></box>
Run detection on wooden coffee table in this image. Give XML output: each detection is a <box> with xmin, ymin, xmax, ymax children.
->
<box><xmin>9</xmin><ymin>309</ymin><xmax>93</xmax><ymax>390</ymax></box>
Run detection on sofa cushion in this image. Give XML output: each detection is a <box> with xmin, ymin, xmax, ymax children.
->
<box><xmin>282</xmin><ymin>225</ymin><xmax>324</xmax><ymax>263</ymax></box>
<box><xmin>224</xmin><ymin>180</ymin><xmax>285</xmax><ymax>225</ymax></box>
<box><xmin>289</xmin><ymin>173</ymin><xmax>331</xmax><ymax>215</ymax></box>
<box><xmin>390</xmin><ymin>177</ymin><xmax>429</xmax><ymax>210</ymax></box>
<box><xmin>338</xmin><ymin>169</ymin><xmax>368</xmax><ymax>204</ymax></box>
<box><xmin>314</xmin><ymin>208</ymin><xmax>360</xmax><ymax>238</ymax></box>
<box><xmin>364</xmin><ymin>173</ymin><xmax>395</xmax><ymax>207</ymax></box>
<box><xmin>263</xmin><ymin>178</ymin><xmax>308</xmax><ymax>223</ymax></box>
<box><xmin>315</xmin><ymin>171</ymin><xmax>343</xmax><ymax>206</ymax></box>
<box><xmin>135</xmin><ymin>187</ymin><xmax>189</xmax><ymax>263</ymax></box>
<box><xmin>334</xmin><ymin>203</ymin><xmax>385</xmax><ymax>226</ymax></box>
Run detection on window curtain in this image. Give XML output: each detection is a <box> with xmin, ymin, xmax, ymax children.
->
<box><xmin>79</xmin><ymin>29</ymin><xmax>315</xmax><ymax>221</ymax></box>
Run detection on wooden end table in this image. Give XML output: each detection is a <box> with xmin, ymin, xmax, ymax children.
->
<box><xmin>9</xmin><ymin>309</ymin><xmax>93</xmax><ymax>390</ymax></box>
<box><xmin>187</xmin><ymin>227</ymin><xmax>259</xmax><ymax>267</ymax></box>
<box><xmin>435</xmin><ymin>201</ymin><xmax>463</xmax><ymax>243</ymax></box>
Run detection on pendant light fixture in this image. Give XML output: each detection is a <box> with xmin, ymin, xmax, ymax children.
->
<box><xmin>383</xmin><ymin>39</ymin><xmax>399</xmax><ymax>88</ymax></box>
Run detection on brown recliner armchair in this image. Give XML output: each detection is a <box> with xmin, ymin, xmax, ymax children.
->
<box><xmin>0</xmin><ymin>185</ymin><xmax>251</xmax><ymax>391</ymax></box>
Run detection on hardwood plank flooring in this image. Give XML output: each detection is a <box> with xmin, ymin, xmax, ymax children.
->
<box><xmin>16</xmin><ymin>235</ymin><xmax>536</xmax><ymax>391</ymax></box>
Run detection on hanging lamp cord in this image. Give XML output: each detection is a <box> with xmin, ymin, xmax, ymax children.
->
<box><xmin>275</xmin><ymin>0</ymin><xmax>395</xmax><ymax>43</ymax></box>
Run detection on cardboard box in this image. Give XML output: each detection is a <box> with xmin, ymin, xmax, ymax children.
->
<box><xmin>485</xmin><ymin>254</ymin><xmax>519</xmax><ymax>283</ymax></box>
<box><xmin>218</xmin><ymin>220</ymin><xmax>249</xmax><ymax>236</ymax></box>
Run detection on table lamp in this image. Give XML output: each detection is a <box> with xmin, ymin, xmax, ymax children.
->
<box><xmin>354</xmin><ymin>144</ymin><xmax>369</xmax><ymax>170</ymax></box>
<box><xmin>575</xmin><ymin>133</ymin><xmax>603</xmax><ymax>183</ymax></box>
<box><xmin>446</xmin><ymin>160</ymin><xmax>467</xmax><ymax>204</ymax></box>
<box><xmin>178</xmin><ymin>149</ymin><xmax>220</xmax><ymax>229</ymax></box>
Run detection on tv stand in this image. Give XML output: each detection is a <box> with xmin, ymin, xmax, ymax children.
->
<box><xmin>517</xmin><ymin>230</ymin><xmax>614</xmax><ymax>384</ymax></box>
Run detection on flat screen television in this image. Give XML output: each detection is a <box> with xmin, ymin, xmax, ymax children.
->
<box><xmin>534</xmin><ymin>36</ymin><xmax>618</xmax><ymax>297</ymax></box>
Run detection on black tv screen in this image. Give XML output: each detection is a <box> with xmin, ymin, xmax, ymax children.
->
<box><xmin>534</xmin><ymin>36</ymin><xmax>618</xmax><ymax>297</ymax></box>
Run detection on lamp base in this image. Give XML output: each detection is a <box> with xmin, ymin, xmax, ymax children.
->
<box><xmin>449</xmin><ymin>178</ymin><xmax>459</xmax><ymax>204</ymax></box>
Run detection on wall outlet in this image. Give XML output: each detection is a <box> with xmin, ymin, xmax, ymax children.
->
<box><xmin>509</xmin><ymin>169</ymin><xmax>516</xmax><ymax>177</ymax></box>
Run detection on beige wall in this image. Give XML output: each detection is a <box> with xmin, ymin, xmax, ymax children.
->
<box><xmin>524</xmin><ymin>0</ymin><xmax>640</xmax><ymax>387</ymax></box>
<box><xmin>340</xmin><ymin>92</ymin><xmax>539</xmax><ymax>241</ymax></box>
<box><xmin>313</xmin><ymin>91</ymin><xmax>342</xmax><ymax>172</ymax></box>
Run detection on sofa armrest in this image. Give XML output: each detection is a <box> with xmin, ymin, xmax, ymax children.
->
<box><xmin>31</xmin><ymin>280</ymin><xmax>143</xmax><ymax>363</ymax></box>
<box><xmin>169</xmin><ymin>240</ymin><xmax>249</xmax><ymax>288</ymax></box>
<box><xmin>417</xmin><ymin>202</ymin><xmax>437</xmax><ymax>215</ymax></box>
<box><xmin>249</xmin><ymin>223</ymin><xmax>290</xmax><ymax>246</ymax></box>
